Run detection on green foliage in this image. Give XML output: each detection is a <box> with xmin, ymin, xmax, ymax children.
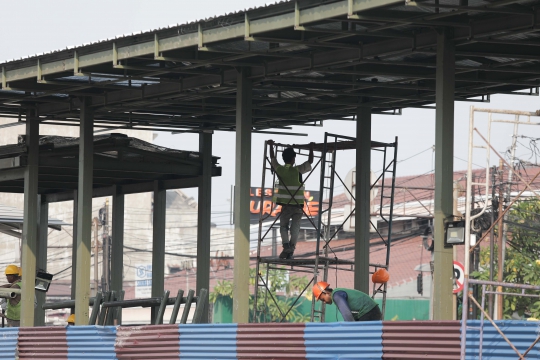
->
<box><xmin>209</xmin><ymin>280</ymin><xmax>234</xmax><ymax>303</ymax></box>
<box><xmin>209</xmin><ymin>267</ymin><xmax>310</xmax><ymax>323</ymax></box>
<box><xmin>473</xmin><ymin>200</ymin><xmax>540</xmax><ymax>319</ymax></box>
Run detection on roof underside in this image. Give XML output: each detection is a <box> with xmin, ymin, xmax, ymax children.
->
<box><xmin>0</xmin><ymin>133</ymin><xmax>221</xmax><ymax>199</ymax></box>
<box><xmin>1</xmin><ymin>0</ymin><xmax>540</xmax><ymax>132</ymax></box>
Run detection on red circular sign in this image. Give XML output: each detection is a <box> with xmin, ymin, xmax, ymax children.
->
<box><xmin>453</xmin><ymin>261</ymin><xmax>465</xmax><ymax>294</ymax></box>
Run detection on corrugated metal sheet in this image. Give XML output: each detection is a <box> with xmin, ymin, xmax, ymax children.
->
<box><xmin>66</xmin><ymin>325</ymin><xmax>117</xmax><ymax>359</ymax></box>
<box><xmin>382</xmin><ymin>321</ymin><xmax>460</xmax><ymax>359</ymax></box>
<box><xmin>18</xmin><ymin>326</ymin><xmax>68</xmax><ymax>359</ymax></box>
<box><xmin>305</xmin><ymin>321</ymin><xmax>383</xmax><ymax>359</ymax></box>
<box><xmin>0</xmin><ymin>327</ymin><xmax>18</xmax><ymax>360</ymax></box>
<box><xmin>115</xmin><ymin>325</ymin><xmax>179</xmax><ymax>360</ymax></box>
<box><xmin>179</xmin><ymin>323</ymin><xmax>237</xmax><ymax>359</ymax></box>
<box><xmin>465</xmin><ymin>320</ymin><xmax>540</xmax><ymax>359</ymax></box>
<box><xmin>237</xmin><ymin>323</ymin><xmax>305</xmax><ymax>359</ymax></box>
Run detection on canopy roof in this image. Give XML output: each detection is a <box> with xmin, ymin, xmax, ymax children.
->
<box><xmin>0</xmin><ymin>0</ymin><xmax>539</xmax><ymax>132</ymax></box>
<box><xmin>0</xmin><ymin>203</ymin><xmax>67</xmax><ymax>239</ymax></box>
<box><xmin>0</xmin><ymin>133</ymin><xmax>221</xmax><ymax>202</ymax></box>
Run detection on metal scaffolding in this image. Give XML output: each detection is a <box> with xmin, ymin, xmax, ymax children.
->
<box><xmin>461</xmin><ymin>107</ymin><xmax>540</xmax><ymax>358</ymax></box>
<box><xmin>253</xmin><ymin>132</ymin><xmax>397</xmax><ymax>323</ymax></box>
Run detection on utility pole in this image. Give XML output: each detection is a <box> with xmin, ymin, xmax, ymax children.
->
<box><xmin>93</xmin><ymin>217</ymin><xmax>100</xmax><ymax>297</ymax></box>
<box><xmin>452</xmin><ymin>180</ymin><xmax>460</xmax><ymax>320</ymax></box>
<box><xmin>501</xmin><ymin>122</ymin><xmax>519</xmax><ymax>282</ymax></box>
<box><xmin>101</xmin><ymin>199</ymin><xmax>110</xmax><ymax>293</ymax></box>
<box><xmin>489</xmin><ymin>166</ymin><xmax>496</xmax><ymax>318</ymax></box>
<box><xmin>496</xmin><ymin>160</ymin><xmax>504</xmax><ymax>320</ymax></box>
<box><xmin>470</xmin><ymin>174</ymin><xmax>477</xmax><ymax>320</ymax></box>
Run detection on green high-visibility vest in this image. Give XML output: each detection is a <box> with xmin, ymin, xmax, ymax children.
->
<box><xmin>273</xmin><ymin>164</ymin><xmax>305</xmax><ymax>205</ymax></box>
<box><xmin>6</xmin><ymin>281</ymin><xmax>21</xmax><ymax>321</ymax></box>
<box><xmin>332</xmin><ymin>288</ymin><xmax>377</xmax><ymax>320</ymax></box>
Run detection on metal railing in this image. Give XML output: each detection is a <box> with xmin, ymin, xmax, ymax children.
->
<box><xmin>461</xmin><ymin>279</ymin><xmax>540</xmax><ymax>360</ymax></box>
<box><xmin>43</xmin><ymin>288</ymin><xmax>208</xmax><ymax>326</ymax></box>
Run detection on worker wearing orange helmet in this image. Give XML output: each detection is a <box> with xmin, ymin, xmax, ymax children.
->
<box><xmin>313</xmin><ymin>269</ymin><xmax>389</xmax><ymax>321</ymax></box>
<box><xmin>0</xmin><ymin>265</ymin><xmax>22</xmax><ymax>327</ymax></box>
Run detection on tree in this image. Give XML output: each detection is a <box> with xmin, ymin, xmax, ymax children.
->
<box><xmin>209</xmin><ymin>267</ymin><xmax>311</xmax><ymax>322</ymax></box>
<box><xmin>472</xmin><ymin>200</ymin><xmax>540</xmax><ymax>319</ymax></box>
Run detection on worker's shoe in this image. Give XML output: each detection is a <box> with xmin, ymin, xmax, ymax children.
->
<box><xmin>279</xmin><ymin>243</ymin><xmax>294</xmax><ymax>259</ymax></box>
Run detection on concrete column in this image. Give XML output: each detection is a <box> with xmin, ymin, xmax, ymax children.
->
<box><xmin>20</xmin><ymin>109</ymin><xmax>39</xmax><ymax>327</ymax></box>
<box><xmin>34</xmin><ymin>195</ymin><xmax>48</xmax><ymax>326</ymax></box>
<box><xmin>151</xmin><ymin>181</ymin><xmax>166</xmax><ymax>323</ymax></box>
<box><xmin>197</xmin><ymin>130</ymin><xmax>212</xmax><ymax>323</ymax></box>
<box><xmin>74</xmin><ymin>97</ymin><xmax>94</xmax><ymax>325</ymax></box>
<box><xmin>71</xmin><ymin>190</ymin><xmax>78</xmax><ymax>302</ymax></box>
<box><xmin>233</xmin><ymin>68</ymin><xmax>252</xmax><ymax>323</ymax></box>
<box><xmin>110</xmin><ymin>185</ymin><xmax>124</xmax><ymax>324</ymax></box>
<box><xmin>433</xmin><ymin>28</ymin><xmax>455</xmax><ymax>320</ymax></box>
<box><xmin>354</xmin><ymin>105</ymin><xmax>371</xmax><ymax>294</ymax></box>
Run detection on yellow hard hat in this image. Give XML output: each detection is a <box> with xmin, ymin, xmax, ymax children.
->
<box><xmin>18</xmin><ymin>267</ymin><xmax>21</xmax><ymax>277</ymax></box>
<box><xmin>67</xmin><ymin>314</ymin><xmax>75</xmax><ymax>324</ymax></box>
<box><xmin>5</xmin><ymin>265</ymin><xmax>19</xmax><ymax>275</ymax></box>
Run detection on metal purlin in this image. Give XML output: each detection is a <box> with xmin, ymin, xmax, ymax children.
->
<box><xmin>253</xmin><ymin>133</ymin><xmax>398</xmax><ymax>323</ymax></box>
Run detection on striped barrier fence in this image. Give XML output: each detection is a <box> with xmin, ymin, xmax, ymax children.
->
<box><xmin>0</xmin><ymin>320</ymin><xmax>537</xmax><ymax>359</ymax></box>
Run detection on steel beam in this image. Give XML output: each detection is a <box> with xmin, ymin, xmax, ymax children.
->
<box><xmin>196</xmin><ymin>130</ymin><xmax>212</xmax><ymax>323</ymax></box>
<box><xmin>110</xmin><ymin>185</ymin><xmax>124</xmax><ymax>325</ymax></box>
<box><xmin>20</xmin><ymin>109</ymin><xmax>39</xmax><ymax>327</ymax></box>
<box><xmin>74</xmin><ymin>97</ymin><xmax>94</xmax><ymax>325</ymax></box>
<box><xmin>44</xmin><ymin>175</ymin><xmax>213</xmax><ymax>203</ymax></box>
<box><xmin>433</xmin><ymin>28</ymin><xmax>455</xmax><ymax>321</ymax></box>
<box><xmin>354</xmin><ymin>105</ymin><xmax>371</xmax><ymax>294</ymax></box>
<box><xmin>151</xmin><ymin>180</ymin><xmax>166</xmax><ymax>323</ymax></box>
<box><xmin>233</xmin><ymin>68</ymin><xmax>252</xmax><ymax>323</ymax></box>
<box><xmin>34</xmin><ymin>195</ymin><xmax>48</xmax><ymax>326</ymax></box>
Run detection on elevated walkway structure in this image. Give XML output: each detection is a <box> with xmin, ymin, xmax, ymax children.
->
<box><xmin>253</xmin><ymin>132</ymin><xmax>397</xmax><ymax>322</ymax></box>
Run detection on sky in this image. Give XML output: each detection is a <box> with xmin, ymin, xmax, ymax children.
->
<box><xmin>1</xmin><ymin>1</ymin><xmax>539</xmax><ymax>225</ymax></box>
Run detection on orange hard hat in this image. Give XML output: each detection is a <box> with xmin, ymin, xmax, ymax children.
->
<box><xmin>67</xmin><ymin>314</ymin><xmax>75</xmax><ymax>324</ymax></box>
<box><xmin>372</xmin><ymin>268</ymin><xmax>390</xmax><ymax>284</ymax></box>
<box><xmin>313</xmin><ymin>281</ymin><xmax>330</xmax><ymax>300</ymax></box>
<box><xmin>5</xmin><ymin>265</ymin><xmax>18</xmax><ymax>275</ymax></box>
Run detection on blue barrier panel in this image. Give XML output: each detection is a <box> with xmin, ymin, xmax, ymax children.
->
<box><xmin>179</xmin><ymin>323</ymin><xmax>237</xmax><ymax>360</ymax></box>
<box><xmin>0</xmin><ymin>327</ymin><xmax>18</xmax><ymax>360</ymax></box>
<box><xmin>305</xmin><ymin>322</ymin><xmax>383</xmax><ymax>359</ymax></box>
<box><xmin>464</xmin><ymin>320</ymin><xmax>540</xmax><ymax>359</ymax></box>
<box><xmin>67</xmin><ymin>325</ymin><xmax>117</xmax><ymax>359</ymax></box>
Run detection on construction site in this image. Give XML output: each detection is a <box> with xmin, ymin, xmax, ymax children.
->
<box><xmin>0</xmin><ymin>0</ymin><xmax>540</xmax><ymax>359</ymax></box>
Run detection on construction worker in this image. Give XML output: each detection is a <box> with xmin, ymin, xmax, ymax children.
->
<box><xmin>313</xmin><ymin>280</ymin><xmax>383</xmax><ymax>322</ymax></box>
<box><xmin>267</xmin><ymin>140</ymin><xmax>314</xmax><ymax>259</ymax></box>
<box><xmin>0</xmin><ymin>265</ymin><xmax>21</xmax><ymax>327</ymax></box>
<box><xmin>67</xmin><ymin>314</ymin><xmax>75</xmax><ymax>326</ymax></box>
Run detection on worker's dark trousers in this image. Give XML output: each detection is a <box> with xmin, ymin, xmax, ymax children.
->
<box><xmin>357</xmin><ymin>305</ymin><xmax>382</xmax><ymax>321</ymax></box>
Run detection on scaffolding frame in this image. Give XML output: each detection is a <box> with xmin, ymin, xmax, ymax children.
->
<box><xmin>462</xmin><ymin>107</ymin><xmax>540</xmax><ymax>358</ymax></box>
<box><xmin>463</xmin><ymin>279</ymin><xmax>540</xmax><ymax>360</ymax></box>
<box><xmin>253</xmin><ymin>132</ymin><xmax>398</xmax><ymax>323</ymax></box>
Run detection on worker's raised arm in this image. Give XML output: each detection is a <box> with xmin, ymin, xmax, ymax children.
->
<box><xmin>308</xmin><ymin>142</ymin><xmax>315</xmax><ymax>164</ymax></box>
<box><xmin>267</xmin><ymin>139</ymin><xmax>275</xmax><ymax>159</ymax></box>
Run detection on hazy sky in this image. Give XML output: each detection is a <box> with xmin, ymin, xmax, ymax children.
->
<box><xmin>2</xmin><ymin>1</ymin><xmax>539</xmax><ymax>223</ymax></box>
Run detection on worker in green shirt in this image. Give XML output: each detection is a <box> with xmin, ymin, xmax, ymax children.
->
<box><xmin>313</xmin><ymin>270</ymin><xmax>389</xmax><ymax>321</ymax></box>
<box><xmin>267</xmin><ymin>140</ymin><xmax>314</xmax><ymax>259</ymax></box>
<box><xmin>0</xmin><ymin>265</ymin><xmax>21</xmax><ymax>327</ymax></box>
